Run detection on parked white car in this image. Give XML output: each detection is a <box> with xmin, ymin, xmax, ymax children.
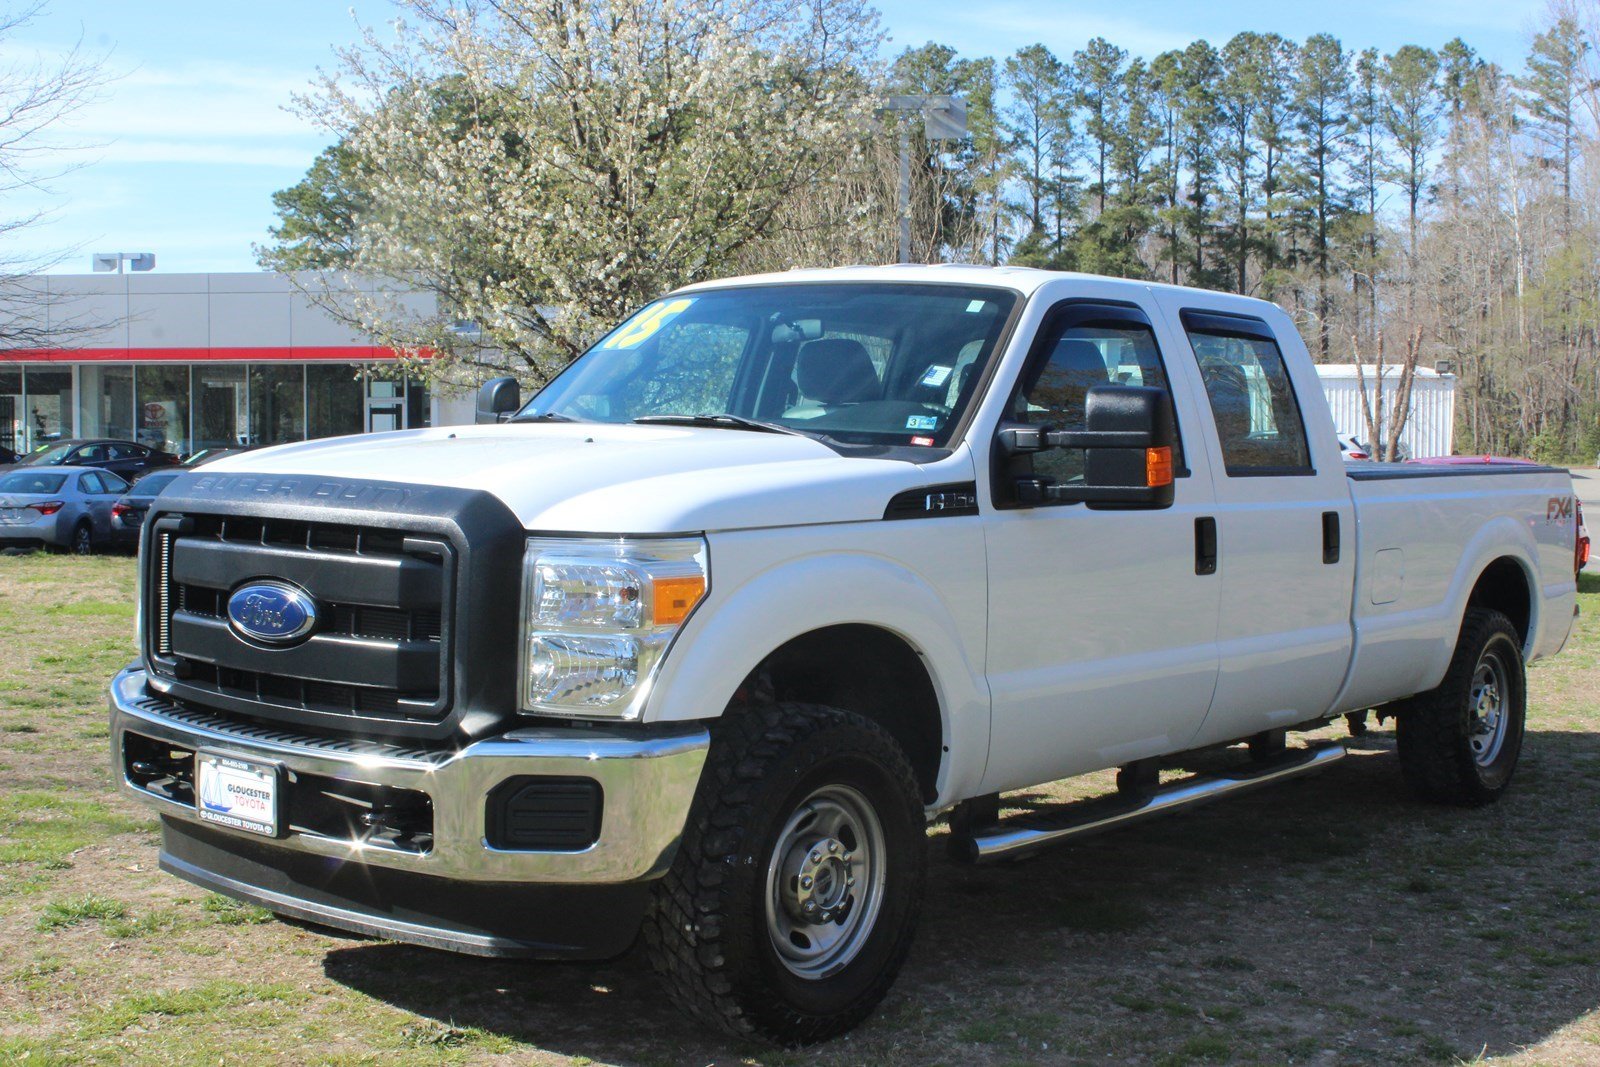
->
<box><xmin>110</xmin><ymin>267</ymin><xmax>1579</xmax><ymax>1043</ymax></box>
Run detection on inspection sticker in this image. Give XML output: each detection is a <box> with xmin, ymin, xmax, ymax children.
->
<box><xmin>905</xmin><ymin>415</ymin><xmax>939</xmax><ymax>431</ymax></box>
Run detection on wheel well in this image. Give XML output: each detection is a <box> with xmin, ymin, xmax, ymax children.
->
<box><xmin>738</xmin><ymin>625</ymin><xmax>943</xmax><ymax>804</ymax></box>
<box><xmin>1467</xmin><ymin>557</ymin><xmax>1531</xmax><ymax>647</ymax></box>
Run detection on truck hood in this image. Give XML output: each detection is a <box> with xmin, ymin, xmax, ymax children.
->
<box><xmin>199</xmin><ymin>423</ymin><xmax>942</xmax><ymax>533</ymax></box>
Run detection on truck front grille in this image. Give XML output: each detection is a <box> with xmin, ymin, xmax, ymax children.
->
<box><xmin>147</xmin><ymin>513</ymin><xmax>456</xmax><ymax>729</ymax></box>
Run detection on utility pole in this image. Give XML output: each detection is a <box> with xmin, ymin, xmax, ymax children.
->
<box><xmin>875</xmin><ymin>95</ymin><xmax>968</xmax><ymax>264</ymax></box>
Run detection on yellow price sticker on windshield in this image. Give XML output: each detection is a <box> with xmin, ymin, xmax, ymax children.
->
<box><xmin>601</xmin><ymin>298</ymin><xmax>695</xmax><ymax>350</ymax></box>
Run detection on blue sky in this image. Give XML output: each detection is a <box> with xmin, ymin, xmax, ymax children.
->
<box><xmin>12</xmin><ymin>0</ymin><xmax>1553</xmax><ymax>274</ymax></box>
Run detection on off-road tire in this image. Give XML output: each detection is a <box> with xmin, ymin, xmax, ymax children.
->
<box><xmin>1396</xmin><ymin>608</ymin><xmax>1526</xmax><ymax>806</ymax></box>
<box><xmin>643</xmin><ymin>702</ymin><xmax>926</xmax><ymax>1045</ymax></box>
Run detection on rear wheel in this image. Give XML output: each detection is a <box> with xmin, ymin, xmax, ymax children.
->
<box><xmin>644</xmin><ymin>702</ymin><xmax>926</xmax><ymax>1045</ymax></box>
<box><xmin>1396</xmin><ymin>609</ymin><xmax>1526</xmax><ymax>806</ymax></box>
<box><xmin>70</xmin><ymin>522</ymin><xmax>93</xmax><ymax>556</ymax></box>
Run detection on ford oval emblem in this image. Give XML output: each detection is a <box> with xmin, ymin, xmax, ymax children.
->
<box><xmin>226</xmin><ymin>580</ymin><xmax>318</xmax><ymax>645</ymax></box>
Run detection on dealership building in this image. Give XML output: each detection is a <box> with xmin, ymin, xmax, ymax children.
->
<box><xmin>0</xmin><ymin>271</ymin><xmax>477</xmax><ymax>456</ymax></box>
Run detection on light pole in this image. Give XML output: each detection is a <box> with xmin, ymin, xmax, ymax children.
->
<box><xmin>875</xmin><ymin>95</ymin><xmax>967</xmax><ymax>264</ymax></box>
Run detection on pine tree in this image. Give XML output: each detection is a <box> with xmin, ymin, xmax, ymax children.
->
<box><xmin>1250</xmin><ymin>34</ymin><xmax>1299</xmax><ymax>296</ymax></box>
<box><xmin>1003</xmin><ymin>44</ymin><xmax>1072</xmax><ymax>240</ymax></box>
<box><xmin>1381</xmin><ymin>44</ymin><xmax>1442</xmax><ymax>257</ymax></box>
<box><xmin>1292</xmin><ymin>33</ymin><xmax>1354</xmax><ymax>359</ymax></box>
<box><xmin>1073</xmin><ymin>38</ymin><xmax>1129</xmax><ymax>218</ymax></box>
<box><xmin>1218</xmin><ymin>33</ymin><xmax>1266</xmax><ymax>293</ymax></box>
<box><xmin>1517</xmin><ymin>18</ymin><xmax>1589</xmax><ymax>236</ymax></box>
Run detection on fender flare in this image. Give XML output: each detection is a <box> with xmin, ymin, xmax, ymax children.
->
<box><xmin>644</xmin><ymin>551</ymin><xmax>990</xmax><ymax>807</ymax></box>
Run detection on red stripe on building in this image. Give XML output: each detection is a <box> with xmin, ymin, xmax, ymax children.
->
<box><xmin>0</xmin><ymin>346</ymin><xmax>429</xmax><ymax>363</ymax></box>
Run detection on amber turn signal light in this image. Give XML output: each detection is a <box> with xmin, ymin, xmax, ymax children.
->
<box><xmin>652</xmin><ymin>574</ymin><xmax>706</xmax><ymax>626</ymax></box>
<box><xmin>1146</xmin><ymin>446</ymin><xmax>1174</xmax><ymax>488</ymax></box>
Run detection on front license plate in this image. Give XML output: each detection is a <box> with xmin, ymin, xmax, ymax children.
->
<box><xmin>196</xmin><ymin>753</ymin><xmax>280</xmax><ymax>837</ymax></box>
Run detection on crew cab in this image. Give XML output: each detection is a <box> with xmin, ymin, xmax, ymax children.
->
<box><xmin>109</xmin><ymin>267</ymin><xmax>1579</xmax><ymax>1044</ymax></box>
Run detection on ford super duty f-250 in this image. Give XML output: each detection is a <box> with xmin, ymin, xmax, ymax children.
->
<box><xmin>109</xmin><ymin>266</ymin><xmax>1580</xmax><ymax>1043</ymax></box>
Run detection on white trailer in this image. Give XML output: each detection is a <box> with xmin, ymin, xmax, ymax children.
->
<box><xmin>1316</xmin><ymin>363</ymin><xmax>1457</xmax><ymax>458</ymax></box>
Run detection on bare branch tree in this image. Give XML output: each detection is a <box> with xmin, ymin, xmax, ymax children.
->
<box><xmin>0</xmin><ymin>2</ymin><xmax>110</xmax><ymax>349</ymax></box>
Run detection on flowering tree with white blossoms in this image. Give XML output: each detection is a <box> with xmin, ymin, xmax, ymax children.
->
<box><xmin>283</xmin><ymin>0</ymin><xmax>884</xmax><ymax>386</ymax></box>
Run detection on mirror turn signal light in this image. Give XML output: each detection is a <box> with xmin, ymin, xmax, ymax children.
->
<box><xmin>1146</xmin><ymin>447</ymin><xmax>1174</xmax><ymax>488</ymax></box>
<box><xmin>652</xmin><ymin>574</ymin><xmax>706</xmax><ymax>626</ymax></box>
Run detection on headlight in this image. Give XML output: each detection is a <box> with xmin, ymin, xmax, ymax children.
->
<box><xmin>519</xmin><ymin>536</ymin><xmax>708</xmax><ymax>718</ymax></box>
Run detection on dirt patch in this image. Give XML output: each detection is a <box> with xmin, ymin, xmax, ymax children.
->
<box><xmin>3</xmin><ymin>553</ymin><xmax>1600</xmax><ymax>1064</ymax></box>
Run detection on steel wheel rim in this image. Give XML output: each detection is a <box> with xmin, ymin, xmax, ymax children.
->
<box><xmin>1468</xmin><ymin>648</ymin><xmax>1511</xmax><ymax>767</ymax></box>
<box><xmin>764</xmin><ymin>783</ymin><xmax>888</xmax><ymax>980</ymax></box>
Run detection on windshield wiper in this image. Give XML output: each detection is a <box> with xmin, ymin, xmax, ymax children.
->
<box><xmin>632</xmin><ymin>413</ymin><xmax>813</xmax><ymax>438</ymax></box>
<box><xmin>507</xmin><ymin>411</ymin><xmax>579</xmax><ymax>423</ymax></box>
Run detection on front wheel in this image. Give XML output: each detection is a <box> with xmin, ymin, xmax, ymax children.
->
<box><xmin>1396</xmin><ymin>608</ymin><xmax>1526</xmax><ymax>806</ymax></box>
<box><xmin>644</xmin><ymin>702</ymin><xmax>926</xmax><ymax>1045</ymax></box>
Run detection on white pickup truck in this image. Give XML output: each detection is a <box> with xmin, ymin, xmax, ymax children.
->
<box><xmin>109</xmin><ymin>266</ymin><xmax>1579</xmax><ymax>1044</ymax></box>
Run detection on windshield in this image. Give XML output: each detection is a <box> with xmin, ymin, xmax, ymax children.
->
<box><xmin>520</xmin><ymin>283</ymin><xmax>1018</xmax><ymax>448</ymax></box>
<box><xmin>0</xmin><ymin>472</ymin><xmax>67</xmax><ymax>493</ymax></box>
<box><xmin>23</xmin><ymin>443</ymin><xmax>74</xmax><ymax>466</ymax></box>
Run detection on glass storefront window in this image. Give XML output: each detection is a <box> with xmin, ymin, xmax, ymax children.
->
<box><xmin>136</xmin><ymin>365</ymin><xmax>192</xmax><ymax>455</ymax></box>
<box><xmin>307</xmin><ymin>363</ymin><xmax>364</xmax><ymax>440</ymax></box>
<box><xmin>80</xmin><ymin>365</ymin><xmax>135</xmax><ymax>441</ymax></box>
<box><xmin>0</xmin><ymin>367</ymin><xmax>20</xmax><ymax>454</ymax></box>
<box><xmin>249</xmin><ymin>364</ymin><xmax>306</xmax><ymax>447</ymax></box>
<box><xmin>24</xmin><ymin>369</ymin><xmax>73</xmax><ymax>450</ymax></box>
<box><xmin>194</xmin><ymin>364</ymin><xmax>247</xmax><ymax>450</ymax></box>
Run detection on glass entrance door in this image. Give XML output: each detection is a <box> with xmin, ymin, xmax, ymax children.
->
<box><xmin>365</xmin><ymin>378</ymin><xmax>407</xmax><ymax>433</ymax></box>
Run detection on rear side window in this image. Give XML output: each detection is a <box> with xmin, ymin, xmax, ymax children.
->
<box><xmin>78</xmin><ymin>472</ymin><xmax>105</xmax><ymax>494</ymax></box>
<box><xmin>1181</xmin><ymin>311</ymin><xmax>1311</xmax><ymax>476</ymax></box>
<box><xmin>101</xmin><ymin>471</ymin><xmax>129</xmax><ymax>493</ymax></box>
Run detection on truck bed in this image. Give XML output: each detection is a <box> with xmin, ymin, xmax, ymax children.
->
<box><xmin>1331</xmin><ymin>463</ymin><xmax>1578</xmax><ymax>714</ymax></box>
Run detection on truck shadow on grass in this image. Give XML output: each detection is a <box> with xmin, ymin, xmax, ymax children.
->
<box><xmin>322</xmin><ymin>729</ymin><xmax>1600</xmax><ymax>1065</ymax></box>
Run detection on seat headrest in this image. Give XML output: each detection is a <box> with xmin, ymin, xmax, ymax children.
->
<box><xmin>1053</xmin><ymin>339</ymin><xmax>1109</xmax><ymax>385</ymax></box>
<box><xmin>796</xmin><ymin>338</ymin><xmax>878</xmax><ymax>405</ymax></box>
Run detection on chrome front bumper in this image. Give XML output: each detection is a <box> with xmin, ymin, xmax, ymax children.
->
<box><xmin>109</xmin><ymin>665</ymin><xmax>711</xmax><ymax>885</ymax></box>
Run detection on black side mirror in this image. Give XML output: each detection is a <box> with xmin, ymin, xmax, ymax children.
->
<box><xmin>476</xmin><ymin>377</ymin><xmax>521</xmax><ymax>424</ymax></box>
<box><xmin>999</xmin><ymin>384</ymin><xmax>1176</xmax><ymax>509</ymax></box>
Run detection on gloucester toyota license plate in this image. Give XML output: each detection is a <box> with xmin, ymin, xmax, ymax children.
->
<box><xmin>196</xmin><ymin>753</ymin><xmax>279</xmax><ymax>837</ymax></box>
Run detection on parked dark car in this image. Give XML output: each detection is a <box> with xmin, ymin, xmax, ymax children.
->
<box><xmin>178</xmin><ymin>446</ymin><xmax>254</xmax><ymax>468</ymax></box>
<box><xmin>0</xmin><ymin>466</ymin><xmax>131</xmax><ymax>554</ymax></box>
<box><xmin>10</xmin><ymin>438</ymin><xmax>179</xmax><ymax>481</ymax></box>
<box><xmin>111</xmin><ymin>469</ymin><xmax>183</xmax><ymax>538</ymax></box>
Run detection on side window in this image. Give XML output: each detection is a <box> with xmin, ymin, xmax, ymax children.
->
<box><xmin>107</xmin><ymin>444</ymin><xmax>141</xmax><ymax>460</ymax></box>
<box><xmin>1181</xmin><ymin>312</ymin><xmax>1311</xmax><ymax>475</ymax></box>
<box><xmin>78</xmin><ymin>444</ymin><xmax>107</xmax><ymax>462</ymax></box>
<box><xmin>79</xmin><ymin>472</ymin><xmax>104</xmax><ymax>494</ymax></box>
<box><xmin>1013</xmin><ymin>314</ymin><xmax>1183</xmax><ymax>486</ymax></box>
<box><xmin>101</xmin><ymin>471</ymin><xmax>129</xmax><ymax>494</ymax></box>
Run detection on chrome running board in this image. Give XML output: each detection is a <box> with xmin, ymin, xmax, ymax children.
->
<box><xmin>964</xmin><ymin>741</ymin><xmax>1347</xmax><ymax>863</ymax></box>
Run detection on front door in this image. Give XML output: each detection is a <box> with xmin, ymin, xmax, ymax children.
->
<box><xmin>980</xmin><ymin>297</ymin><xmax>1223</xmax><ymax>795</ymax></box>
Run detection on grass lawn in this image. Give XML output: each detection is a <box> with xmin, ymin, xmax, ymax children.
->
<box><xmin>2</xmin><ymin>552</ymin><xmax>1600</xmax><ymax>1065</ymax></box>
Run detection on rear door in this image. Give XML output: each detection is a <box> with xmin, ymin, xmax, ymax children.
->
<box><xmin>104</xmin><ymin>443</ymin><xmax>148</xmax><ymax>477</ymax></box>
<box><xmin>980</xmin><ymin>294</ymin><xmax>1223</xmax><ymax>793</ymax></box>
<box><xmin>1152</xmin><ymin>297</ymin><xmax>1355</xmax><ymax>746</ymax></box>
